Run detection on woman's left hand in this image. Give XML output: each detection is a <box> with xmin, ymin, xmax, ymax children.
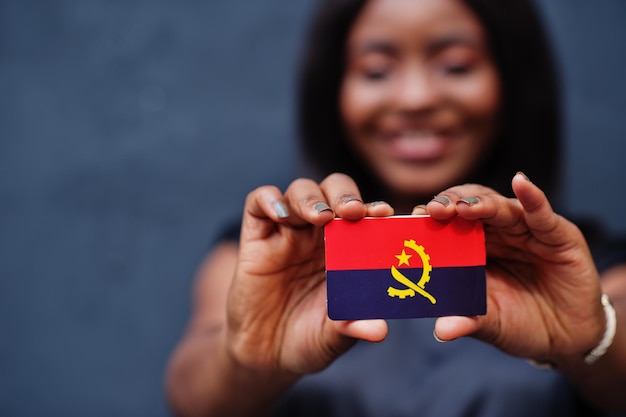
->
<box><xmin>417</xmin><ymin>173</ymin><xmax>606</xmax><ymax>367</ymax></box>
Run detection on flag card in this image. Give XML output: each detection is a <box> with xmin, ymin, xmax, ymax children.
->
<box><xmin>324</xmin><ymin>215</ymin><xmax>486</xmax><ymax>320</ymax></box>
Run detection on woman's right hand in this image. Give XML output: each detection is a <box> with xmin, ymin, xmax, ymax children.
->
<box><xmin>225</xmin><ymin>173</ymin><xmax>392</xmax><ymax>380</ymax></box>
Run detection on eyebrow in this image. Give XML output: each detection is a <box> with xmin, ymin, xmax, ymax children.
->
<box><xmin>426</xmin><ymin>34</ymin><xmax>483</xmax><ymax>53</ymax></box>
<box><xmin>348</xmin><ymin>33</ymin><xmax>484</xmax><ymax>57</ymax></box>
<box><xmin>349</xmin><ymin>40</ymin><xmax>398</xmax><ymax>57</ymax></box>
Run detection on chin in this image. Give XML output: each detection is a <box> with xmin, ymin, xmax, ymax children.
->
<box><xmin>384</xmin><ymin>168</ymin><xmax>459</xmax><ymax>200</ymax></box>
<box><xmin>386</xmin><ymin>182</ymin><xmax>444</xmax><ymax>205</ymax></box>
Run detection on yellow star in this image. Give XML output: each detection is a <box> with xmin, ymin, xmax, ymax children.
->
<box><xmin>395</xmin><ymin>249</ymin><xmax>412</xmax><ymax>266</ymax></box>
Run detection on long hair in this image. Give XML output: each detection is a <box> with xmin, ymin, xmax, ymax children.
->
<box><xmin>297</xmin><ymin>0</ymin><xmax>561</xmax><ymax>202</ymax></box>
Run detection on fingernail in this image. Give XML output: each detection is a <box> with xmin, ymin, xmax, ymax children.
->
<box><xmin>313</xmin><ymin>202</ymin><xmax>332</xmax><ymax>214</ymax></box>
<box><xmin>369</xmin><ymin>201</ymin><xmax>388</xmax><ymax>207</ymax></box>
<box><xmin>458</xmin><ymin>196</ymin><xmax>480</xmax><ymax>207</ymax></box>
<box><xmin>516</xmin><ymin>171</ymin><xmax>531</xmax><ymax>182</ymax></box>
<box><xmin>412</xmin><ymin>204</ymin><xmax>428</xmax><ymax>214</ymax></box>
<box><xmin>342</xmin><ymin>196</ymin><xmax>364</xmax><ymax>206</ymax></box>
<box><xmin>273</xmin><ymin>201</ymin><xmax>289</xmax><ymax>219</ymax></box>
<box><xmin>433</xmin><ymin>330</ymin><xmax>448</xmax><ymax>343</ymax></box>
<box><xmin>432</xmin><ymin>195</ymin><xmax>451</xmax><ymax>207</ymax></box>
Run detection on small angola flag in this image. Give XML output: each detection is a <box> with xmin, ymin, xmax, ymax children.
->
<box><xmin>324</xmin><ymin>215</ymin><xmax>486</xmax><ymax>320</ymax></box>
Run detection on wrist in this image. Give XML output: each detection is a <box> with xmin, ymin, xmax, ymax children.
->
<box><xmin>223</xmin><ymin>328</ymin><xmax>299</xmax><ymax>392</ymax></box>
<box><xmin>530</xmin><ymin>294</ymin><xmax>616</xmax><ymax>370</ymax></box>
<box><xmin>205</xmin><ymin>330</ymin><xmax>298</xmax><ymax>417</ymax></box>
<box><xmin>583</xmin><ymin>294</ymin><xmax>617</xmax><ymax>364</ymax></box>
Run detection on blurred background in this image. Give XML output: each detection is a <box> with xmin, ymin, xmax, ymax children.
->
<box><xmin>0</xmin><ymin>1</ymin><xmax>625</xmax><ymax>416</ymax></box>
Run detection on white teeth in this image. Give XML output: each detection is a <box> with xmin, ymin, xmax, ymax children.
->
<box><xmin>400</xmin><ymin>131</ymin><xmax>435</xmax><ymax>139</ymax></box>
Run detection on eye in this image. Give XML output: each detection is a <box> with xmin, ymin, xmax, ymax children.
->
<box><xmin>434</xmin><ymin>45</ymin><xmax>479</xmax><ymax>77</ymax></box>
<box><xmin>363</xmin><ymin>68</ymin><xmax>390</xmax><ymax>81</ymax></box>
<box><xmin>442</xmin><ymin>64</ymin><xmax>473</xmax><ymax>76</ymax></box>
<box><xmin>351</xmin><ymin>52</ymin><xmax>394</xmax><ymax>82</ymax></box>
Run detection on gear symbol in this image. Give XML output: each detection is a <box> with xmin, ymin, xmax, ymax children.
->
<box><xmin>387</xmin><ymin>287</ymin><xmax>415</xmax><ymax>298</ymax></box>
<box><xmin>404</xmin><ymin>240</ymin><xmax>432</xmax><ymax>287</ymax></box>
<box><xmin>387</xmin><ymin>239</ymin><xmax>433</xmax><ymax>300</ymax></box>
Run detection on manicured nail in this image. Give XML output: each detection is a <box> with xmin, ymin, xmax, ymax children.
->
<box><xmin>432</xmin><ymin>195</ymin><xmax>451</xmax><ymax>207</ymax></box>
<box><xmin>433</xmin><ymin>330</ymin><xmax>448</xmax><ymax>343</ymax></box>
<box><xmin>369</xmin><ymin>201</ymin><xmax>388</xmax><ymax>207</ymax></box>
<box><xmin>516</xmin><ymin>171</ymin><xmax>531</xmax><ymax>182</ymax></box>
<box><xmin>313</xmin><ymin>202</ymin><xmax>332</xmax><ymax>214</ymax></box>
<box><xmin>273</xmin><ymin>201</ymin><xmax>289</xmax><ymax>219</ymax></box>
<box><xmin>342</xmin><ymin>196</ymin><xmax>364</xmax><ymax>205</ymax></box>
<box><xmin>458</xmin><ymin>196</ymin><xmax>480</xmax><ymax>207</ymax></box>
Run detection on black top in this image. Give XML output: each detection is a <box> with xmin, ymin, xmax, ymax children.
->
<box><xmin>214</xmin><ymin>220</ymin><xmax>626</xmax><ymax>417</ymax></box>
<box><xmin>275</xmin><ymin>319</ymin><xmax>605</xmax><ymax>417</ymax></box>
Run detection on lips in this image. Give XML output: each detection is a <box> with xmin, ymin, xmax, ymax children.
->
<box><xmin>380</xmin><ymin>130</ymin><xmax>451</xmax><ymax>161</ymax></box>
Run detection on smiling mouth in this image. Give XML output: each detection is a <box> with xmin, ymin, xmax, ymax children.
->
<box><xmin>382</xmin><ymin>130</ymin><xmax>450</xmax><ymax>161</ymax></box>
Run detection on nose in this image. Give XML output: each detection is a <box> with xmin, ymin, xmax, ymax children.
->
<box><xmin>391</xmin><ymin>65</ymin><xmax>440</xmax><ymax>112</ymax></box>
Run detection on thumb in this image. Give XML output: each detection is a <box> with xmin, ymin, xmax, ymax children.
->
<box><xmin>240</xmin><ymin>185</ymin><xmax>289</xmax><ymax>242</ymax></box>
<box><xmin>434</xmin><ymin>316</ymin><xmax>480</xmax><ymax>342</ymax></box>
<box><xmin>335</xmin><ymin>319</ymin><xmax>389</xmax><ymax>343</ymax></box>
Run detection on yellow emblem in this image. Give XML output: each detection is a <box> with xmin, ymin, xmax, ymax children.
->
<box><xmin>387</xmin><ymin>240</ymin><xmax>436</xmax><ymax>304</ymax></box>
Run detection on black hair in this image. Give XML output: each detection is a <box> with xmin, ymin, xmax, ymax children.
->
<box><xmin>297</xmin><ymin>0</ymin><xmax>561</xmax><ymax>202</ymax></box>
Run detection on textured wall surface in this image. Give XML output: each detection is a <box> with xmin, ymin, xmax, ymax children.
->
<box><xmin>0</xmin><ymin>2</ymin><xmax>312</xmax><ymax>416</ymax></box>
<box><xmin>537</xmin><ymin>0</ymin><xmax>626</xmax><ymax>234</ymax></box>
<box><xmin>0</xmin><ymin>1</ymin><xmax>624</xmax><ymax>416</ymax></box>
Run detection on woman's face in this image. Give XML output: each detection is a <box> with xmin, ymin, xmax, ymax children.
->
<box><xmin>341</xmin><ymin>0</ymin><xmax>501</xmax><ymax>201</ymax></box>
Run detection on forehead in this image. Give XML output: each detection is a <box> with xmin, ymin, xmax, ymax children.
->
<box><xmin>347</xmin><ymin>0</ymin><xmax>487</xmax><ymax>49</ymax></box>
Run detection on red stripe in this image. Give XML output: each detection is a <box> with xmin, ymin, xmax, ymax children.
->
<box><xmin>324</xmin><ymin>215</ymin><xmax>484</xmax><ymax>270</ymax></box>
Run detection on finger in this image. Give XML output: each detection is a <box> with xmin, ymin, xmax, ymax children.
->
<box><xmin>434</xmin><ymin>316</ymin><xmax>481</xmax><ymax>342</ymax></box>
<box><xmin>334</xmin><ymin>319</ymin><xmax>388</xmax><ymax>343</ymax></box>
<box><xmin>455</xmin><ymin>193</ymin><xmax>525</xmax><ymax>230</ymax></box>
<box><xmin>411</xmin><ymin>204</ymin><xmax>428</xmax><ymax>215</ymax></box>
<box><xmin>426</xmin><ymin>184</ymin><xmax>525</xmax><ymax>229</ymax></box>
<box><xmin>511</xmin><ymin>172</ymin><xmax>579</xmax><ymax>247</ymax></box>
<box><xmin>425</xmin><ymin>183</ymin><xmax>497</xmax><ymax>219</ymax></box>
<box><xmin>283</xmin><ymin>178</ymin><xmax>336</xmax><ymax>227</ymax></box>
<box><xmin>365</xmin><ymin>201</ymin><xmax>394</xmax><ymax>217</ymax></box>
<box><xmin>319</xmin><ymin>173</ymin><xmax>367</xmax><ymax>220</ymax></box>
<box><xmin>241</xmin><ymin>185</ymin><xmax>291</xmax><ymax>241</ymax></box>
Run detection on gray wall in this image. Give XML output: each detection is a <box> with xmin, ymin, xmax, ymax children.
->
<box><xmin>538</xmin><ymin>0</ymin><xmax>626</xmax><ymax>235</ymax></box>
<box><xmin>0</xmin><ymin>1</ymin><xmax>624</xmax><ymax>416</ymax></box>
<box><xmin>0</xmin><ymin>2</ymin><xmax>313</xmax><ymax>416</ymax></box>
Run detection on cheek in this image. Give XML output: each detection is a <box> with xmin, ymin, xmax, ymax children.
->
<box><xmin>456</xmin><ymin>71</ymin><xmax>501</xmax><ymax>125</ymax></box>
<box><xmin>340</xmin><ymin>78</ymin><xmax>384</xmax><ymax>135</ymax></box>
